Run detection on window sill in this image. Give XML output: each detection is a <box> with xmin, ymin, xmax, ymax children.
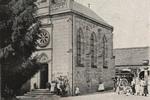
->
<box><xmin>77</xmin><ymin>64</ymin><xmax>84</xmax><ymax>67</ymax></box>
<box><xmin>91</xmin><ymin>65</ymin><xmax>97</xmax><ymax>68</ymax></box>
<box><xmin>103</xmin><ymin>66</ymin><xmax>108</xmax><ymax>69</ymax></box>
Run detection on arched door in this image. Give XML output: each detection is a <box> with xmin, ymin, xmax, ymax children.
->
<box><xmin>40</xmin><ymin>63</ymin><xmax>48</xmax><ymax>89</ymax></box>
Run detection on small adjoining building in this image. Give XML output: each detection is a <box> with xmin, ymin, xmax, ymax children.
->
<box><xmin>28</xmin><ymin>0</ymin><xmax>115</xmax><ymax>95</ymax></box>
<box><xmin>114</xmin><ymin>47</ymin><xmax>150</xmax><ymax>83</ymax></box>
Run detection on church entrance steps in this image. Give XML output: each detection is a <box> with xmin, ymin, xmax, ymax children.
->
<box><xmin>24</xmin><ymin>89</ymin><xmax>52</xmax><ymax>96</ymax></box>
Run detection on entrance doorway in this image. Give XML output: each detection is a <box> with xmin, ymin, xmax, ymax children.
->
<box><xmin>40</xmin><ymin>64</ymin><xmax>48</xmax><ymax>89</ymax></box>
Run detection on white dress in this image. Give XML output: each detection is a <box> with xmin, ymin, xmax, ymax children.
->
<box><xmin>75</xmin><ymin>87</ymin><xmax>80</xmax><ymax>95</ymax></box>
<box><xmin>148</xmin><ymin>77</ymin><xmax>150</xmax><ymax>95</ymax></box>
<box><xmin>139</xmin><ymin>80</ymin><xmax>144</xmax><ymax>95</ymax></box>
<box><xmin>135</xmin><ymin>79</ymin><xmax>140</xmax><ymax>95</ymax></box>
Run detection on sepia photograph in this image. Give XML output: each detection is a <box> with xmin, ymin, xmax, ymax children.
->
<box><xmin>0</xmin><ymin>0</ymin><xmax>150</xmax><ymax>100</ymax></box>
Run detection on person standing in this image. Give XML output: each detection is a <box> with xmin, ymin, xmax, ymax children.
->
<box><xmin>135</xmin><ymin>77</ymin><xmax>140</xmax><ymax>95</ymax></box>
<box><xmin>116</xmin><ymin>78</ymin><xmax>121</xmax><ymax>94</ymax></box>
<box><xmin>75</xmin><ymin>86</ymin><xmax>80</xmax><ymax>96</ymax></box>
<box><xmin>131</xmin><ymin>79</ymin><xmax>136</xmax><ymax>95</ymax></box>
<box><xmin>54</xmin><ymin>82</ymin><xmax>58</xmax><ymax>94</ymax></box>
<box><xmin>143</xmin><ymin>80</ymin><xmax>148</xmax><ymax>96</ymax></box>
<box><xmin>60</xmin><ymin>82</ymin><xmax>66</xmax><ymax>97</ymax></box>
<box><xmin>140</xmin><ymin>78</ymin><xmax>145</xmax><ymax>96</ymax></box>
<box><xmin>113</xmin><ymin>78</ymin><xmax>117</xmax><ymax>92</ymax></box>
<box><xmin>148</xmin><ymin>76</ymin><xmax>150</xmax><ymax>95</ymax></box>
<box><xmin>47</xmin><ymin>82</ymin><xmax>51</xmax><ymax>91</ymax></box>
<box><xmin>57</xmin><ymin>82</ymin><xmax>61</xmax><ymax>95</ymax></box>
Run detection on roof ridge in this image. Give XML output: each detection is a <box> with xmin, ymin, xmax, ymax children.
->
<box><xmin>72</xmin><ymin>1</ymin><xmax>112</xmax><ymax>28</ymax></box>
<box><xmin>73</xmin><ymin>1</ymin><xmax>106</xmax><ymax>22</ymax></box>
<box><xmin>114</xmin><ymin>46</ymin><xmax>150</xmax><ymax>50</ymax></box>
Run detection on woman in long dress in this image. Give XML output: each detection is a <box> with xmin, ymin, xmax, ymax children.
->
<box><xmin>135</xmin><ymin>78</ymin><xmax>140</xmax><ymax>95</ymax></box>
<box><xmin>143</xmin><ymin>80</ymin><xmax>148</xmax><ymax>96</ymax></box>
<box><xmin>140</xmin><ymin>79</ymin><xmax>144</xmax><ymax>96</ymax></box>
<box><xmin>75</xmin><ymin>86</ymin><xmax>80</xmax><ymax>96</ymax></box>
<box><xmin>116</xmin><ymin>78</ymin><xmax>121</xmax><ymax>94</ymax></box>
<box><xmin>131</xmin><ymin>79</ymin><xmax>136</xmax><ymax>95</ymax></box>
<box><xmin>148</xmin><ymin>76</ymin><xmax>150</xmax><ymax>95</ymax></box>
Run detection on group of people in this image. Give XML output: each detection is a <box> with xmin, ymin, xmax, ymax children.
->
<box><xmin>131</xmin><ymin>78</ymin><xmax>148</xmax><ymax>96</ymax></box>
<box><xmin>47</xmin><ymin>82</ymin><xmax>80</xmax><ymax>96</ymax></box>
<box><xmin>51</xmin><ymin>76</ymin><xmax>70</xmax><ymax>97</ymax></box>
<box><xmin>114</xmin><ymin>77</ymin><xmax>149</xmax><ymax>96</ymax></box>
<box><xmin>33</xmin><ymin>75</ymin><xmax>81</xmax><ymax>96</ymax></box>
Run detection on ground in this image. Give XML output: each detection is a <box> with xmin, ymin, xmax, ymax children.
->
<box><xmin>18</xmin><ymin>92</ymin><xmax>150</xmax><ymax>100</ymax></box>
<box><xmin>61</xmin><ymin>93</ymin><xmax>150</xmax><ymax>100</ymax></box>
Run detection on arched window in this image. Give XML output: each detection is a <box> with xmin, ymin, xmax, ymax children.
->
<box><xmin>103</xmin><ymin>35</ymin><xmax>108</xmax><ymax>68</ymax></box>
<box><xmin>90</xmin><ymin>33</ymin><xmax>97</xmax><ymax>68</ymax></box>
<box><xmin>77</xmin><ymin>28</ymin><xmax>84</xmax><ymax>67</ymax></box>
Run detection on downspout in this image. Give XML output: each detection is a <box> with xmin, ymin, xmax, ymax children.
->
<box><xmin>49</xmin><ymin>0</ymin><xmax>54</xmax><ymax>82</ymax></box>
<box><xmin>72</xmin><ymin>14</ymin><xmax>74</xmax><ymax>96</ymax></box>
<box><xmin>70</xmin><ymin>0</ymin><xmax>74</xmax><ymax>96</ymax></box>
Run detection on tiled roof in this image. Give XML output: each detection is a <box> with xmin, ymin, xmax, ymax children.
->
<box><xmin>114</xmin><ymin>47</ymin><xmax>150</xmax><ymax>66</ymax></box>
<box><xmin>71</xmin><ymin>2</ymin><xmax>108</xmax><ymax>25</ymax></box>
<box><xmin>71</xmin><ymin>1</ymin><xmax>112</xmax><ymax>28</ymax></box>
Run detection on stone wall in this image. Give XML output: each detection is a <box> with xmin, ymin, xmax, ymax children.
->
<box><xmin>73</xmin><ymin>15</ymin><xmax>114</xmax><ymax>94</ymax></box>
<box><xmin>51</xmin><ymin>14</ymin><xmax>73</xmax><ymax>95</ymax></box>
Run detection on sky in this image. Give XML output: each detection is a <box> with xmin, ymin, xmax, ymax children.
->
<box><xmin>75</xmin><ymin>0</ymin><xmax>150</xmax><ymax>48</ymax></box>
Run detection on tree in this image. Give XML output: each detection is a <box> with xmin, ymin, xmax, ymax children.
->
<box><xmin>0</xmin><ymin>0</ymin><xmax>41</xmax><ymax>99</ymax></box>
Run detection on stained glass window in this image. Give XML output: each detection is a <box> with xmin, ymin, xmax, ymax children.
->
<box><xmin>77</xmin><ymin>28</ymin><xmax>84</xmax><ymax>67</ymax></box>
<box><xmin>103</xmin><ymin>35</ymin><xmax>108</xmax><ymax>68</ymax></box>
<box><xmin>90</xmin><ymin>33</ymin><xmax>97</xmax><ymax>68</ymax></box>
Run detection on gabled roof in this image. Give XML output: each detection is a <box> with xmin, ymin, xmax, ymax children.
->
<box><xmin>114</xmin><ymin>47</ymin><xmax>150</xmax><ymax>66</ymax></box>
<box><xmin>71</xmin><ymin>1</ymin><xmax>112</xmax><ymax>28</ymax></box>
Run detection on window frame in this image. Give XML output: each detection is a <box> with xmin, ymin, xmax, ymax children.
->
<box><xmin>76</xmin><ymin>28</ymin><xmax>84</xmax><ymax>67</ymax></box>
<box><xmin>90</xmin><ymin>33</ymin><xmax>97</xmax><ymax>68</ymax></box>
<box><xmin>103</xmin><ymin>35</ymin><xmax>108</xmax><ymax>68</ymax></box>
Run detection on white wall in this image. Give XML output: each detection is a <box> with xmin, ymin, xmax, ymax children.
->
<box><xmin>52</xmin><ymin>15</ymin><xmax>72</xmax><ymax>80</ymax></box>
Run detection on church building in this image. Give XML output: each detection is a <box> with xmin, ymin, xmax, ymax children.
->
<box><xmin>31</xmin><ymin>0</ymin><xmax>115</xmax><ymax>95</ymax></box>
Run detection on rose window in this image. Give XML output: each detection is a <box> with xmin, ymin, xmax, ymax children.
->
<box><xmin>37</xmin><ymin>29</ymin><xmax>50</xmax><ymax>48</ymax></box>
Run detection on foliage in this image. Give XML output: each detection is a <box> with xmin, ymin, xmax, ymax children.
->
<box><xmin>0</xmin><ymin>0</ymin><xmax>41</xmax><ymax>98</ymax></box>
